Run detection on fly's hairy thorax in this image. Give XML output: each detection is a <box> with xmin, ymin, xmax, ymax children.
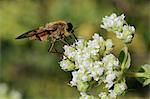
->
<box><xmin>48</xmin><ymin>22</ymin><xmax>71</xmax><ymax>40</ymax></box>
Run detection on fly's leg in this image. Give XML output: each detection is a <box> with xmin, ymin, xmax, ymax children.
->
<box><xmin>50</xmin><ymin>48</ymin><xmax>63</xmax><ymax>54</ymax></box>
<box><xmin>48</xmin><ymin>40</ymin><xmax>63</xmax><ymax>54</ymax></box>
<box><xmin>70</xmin><ymin>29</ymin><xmax>77</xmax><ymax>41</ymax></box>
<box><xmin>48</xmin><ymin>42</ymin><xmax>60</xmax><ymax>54</ymax></box>
<box><xmin>72</xmin><ymin>32</ymin><xmax>77</xmax><ymax>41</ymax></box>
<box><xmin>48</xmin><ymin>41</ymin><xmax>55</xmax><ymax>52</ymax></box>
<box><xmin>60</xmin><ymin>39</ymin><xmax>69</xmax><ymax>45</ymax></box>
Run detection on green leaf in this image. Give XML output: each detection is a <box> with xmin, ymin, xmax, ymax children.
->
<box><xmin>118</xmin><ymin>50</ymin><xmax>125</xmax><ymax>64</ymax></box>
<box><xmin>141</xmin><ymin>64</ymin><xmax>150</xmax><ymax>79</ymax></box>
<box><xmin>142</xmin><ymin>64</ymin><xmax>150</xmax><ymax>73</ymax></box>
<box><xmin>143</xmin><ymin>79</ymin><xmax>150</xmax><ymax>86</ymax></box>
<box><xmin>142</xmin><ymin>64</ymin><xmax>150</xmax><ymax>86</ymax></box>
<box><xmin>120</xmin><ymin>45</ymin><xmax>130</xmax><ymax>71</ymax></box>
<box><xmin>124</xmin><ymin>53</ymin><xmax>131</xmax><ymax>70</ymax></box>
<box><xmin>137</xmin><ymin>64</ymin><xmax>150</xmax><ymax>86</ymax></box>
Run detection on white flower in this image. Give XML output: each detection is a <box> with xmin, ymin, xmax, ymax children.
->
<box><xmin>121</xmin><ymin>25</ymin><xmax>135</xmax><ymax>43</ymax></box>
<box><xmin>101</xmin><ymin>13</ymin><xmax>135</xmax><ymax>43</ymax></box>
<box><xmin>106</xmin><ymin>39</ymin><xmax>113</xmax><ymax>48</ymax></box>
<box><xmin>88</xmin><ymin>40</ymin><xmax>99</xmax><ymax>49</ymax></box>
<box><xmin>82</xmin><ymin>75</ymin><xmax>89</xmax><ymax>82</ymax></box>
<box><xmin>88</xmin><ymin>34</ymin><xmax>105</xmax><ymax>49</ymax></box>
<box><xmin>86</xmin><ymin>61</ymin><xmax>104</xmax><ymax>81</ymax></box>
<box><xmin>70</xmin><ymin>71</ymin><xmax>79</xmax><ymax>86</ymax></box>
<box><xmin>80</xmin><ymin>92</ymin><xmax>95</xmax><ymax>99</ymax></box>
<box><xmin>122</xmin><ymin>25</ymin><xmax>135</xmax><ymax>35</ymax></box>
<box><xmin>99</xmin><ymin>90</ymin><xmax>117</xmax><ymax>98</ymax></box>
<box><xmin>114</xmin><ymin>14</ymin><xmax>125</xmax><ymax>28</ymax></box>
<box><xmin>113</xmin><ymin>81</ymin><xmax>127</xmax><ymax>96</ymax></box>
<box><xmin>116</xmin><ymin>31</ymin><xmax>123</xmax><ymax>39</ymax></box>
<box><xmin>98</xmin><ymin>92</ymin><xmax>107</xmax><ymax>98</ymax></box>
<box><xmin>105</xmin><ymin>73</ymin><xmax>116</xmax><ymax>82</ymax></box>
<box><xmin>102</xmin><ymin>54</ymin><xmax>119</xmax><ymax>71</ymax></box>
<box><xmin>101</xmin><ymin>13</ymin><xmax>125</xmax><ymax>31</ymax></box>
<box><xmin>70</xmin><ymin>70</ymin><xmax>91</xmax><ymax>87</ymax></box>
<box><xmin>64</xmin><ymin>45</ymin><xmax>76</xmax><ymax>59</ymax></box>
<box><xmin>92</xmin><ymin>33</ymin><xmax>100</xmax><ymax>40</ymax></box>
<box><xmin>125</xmin><ymin>35</ymin><xmax>133</xmax><ymax>43</ymax></box>
<box><xmin>119</xmin><ymin>82</ymin><xmax>127</xmax><ymax>91</ymax></box>
<box><xmin>109</xmin><ymin>90</ymin><xmax>117</xmax><ymax>98</ymax></box>
<box><xmin>60</xmin><ymin>32</ymin><xmax>128</xmax><ymax>98</ymax></box>
<box><xmin>105</xmin><ymin>39</ymin><xmax>114</xmax><ymax>55</ymax></box>
<box><xmin>60</xmin><ymin>59</ymin><xmax>76</xmax><ymax>71</ymax></box>
<box><xmin>94</xmin><ymin>61</ymin><xmax>104</xmax><ymax>75</ymax></box>
<box><xmin>75</xmin><ymin>39</ymin><xmax>86</xmax><ymax>50</ymax></box>
<box><xmin>80</xmin><ymin>92</ymin><xmax>87</xmax><ymax>96</ymax></box>
<box><xmin>106</xmin><ymin>82</ymin><xmax>114</xmax><ymax>89</ymax></box>
<box><xmin>104</xmin><ymin>72</ymin><xmax>117</xmax><ymax>88</ymax></box>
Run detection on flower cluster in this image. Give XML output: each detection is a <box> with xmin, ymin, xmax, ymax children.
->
<box><xmin>101</xmin><ymin>13</ymin><xmax>135</xmax><ymax>43</ymax></box>
<box><xmin>60</xmin><ymin>34</ymin><xmax>127</xmax><ymax>98</ymax></box>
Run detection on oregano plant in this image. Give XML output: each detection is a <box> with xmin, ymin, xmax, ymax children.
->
<box><xmin>59</xmin><ymin>13</ymin><xmax>150</xmax><ymax>99</ymax></box>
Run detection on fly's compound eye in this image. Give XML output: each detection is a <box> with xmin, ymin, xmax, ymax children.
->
<box><xmin>67</xmin><ymin>22</ymin><xmax>73</xmax><ymax>32</ymax></box>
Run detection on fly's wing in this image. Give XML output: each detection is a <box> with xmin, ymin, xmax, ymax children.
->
<box><xmin>16</xmin><ymin>29</ymin><xmax>37</xmax><ymax>39</ymax></box>
<box><xmin>35</xmin><ymin>27</ymin><xmax>49</xmax><ymax>41</ymax></box>
<box><xmin>16</xmin><ymin>22</ymin><xmax>59</xmax><ymax>41</ymax></box>
<box><xmin>16</xmin><ymin>26</ymin><xmax>57</xmax><ymax>41</ymax></box>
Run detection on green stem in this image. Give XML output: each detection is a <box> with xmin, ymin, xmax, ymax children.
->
<box><xmin>121</xmin><ymin>44</ymin><xmax>128</xmax><ymax>71</ymax></box>
<box><xmin>126</xmin><ymin>72</ymin><xmax>145</xmax><ymax>78</ymax></box>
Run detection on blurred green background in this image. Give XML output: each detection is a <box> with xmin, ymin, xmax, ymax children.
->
<box><xmin>0</xmin><ymin>0</ymin><xmax>150</xmax><ymax>99</ymax></box>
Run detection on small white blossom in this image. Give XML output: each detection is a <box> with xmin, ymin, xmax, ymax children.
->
<box><xmin>105</xmin><ymin>39</ymin><xmax>114</xmax><ymax>55</ymax></box>
<box><xmin>109</xmin><ymin>90</ymin><xmax>117</xmax><ymax>98</ymax></box>
<box><xmin>60</xmin><ymin>59</ymin><xmax>76</xmax><ymax>71</ymax></box>
<box><xmin>116</xmin><ymin>31</ymin><xmax>123</xmax><ymax>39</ymax></box>
<box><xmin>106</xmin><ymin>39</ymin><xmax>113</xmax><ymax>48</ymax></box>
<box><xmin>82</xmin><ymin>75</ymin><xmax>89</xmax><ymax>82</ymax></box>
<box><xmin>105</xmin><ymin>73</ymin><xmax>116</xmax><ymax>82</ymax></box>
<box><xmin>92</xmin><ymin>33</ymin><xmax>100</xmax><ymax>39</ymax></box>
<box><xmin>75</xmin><ymin>39</ymin><xmax>86</xmax><ymax>50</ymax></box>
<box><xmin>80</xmin><ymin>92</ymin><xmax>87</xmax><ymax>96</ymax></box>
<box><xmin>64</xmin><ymin>45</ymin><xmax>76</xmax><ymax>59</ymax></box>
<box><xmin>70</xmin><ymin>71</ymin><xmax>79</xmax><ymax>86</ymax></box>
<box><xmin>80</xmin><ymin>92</ymin><xmax>95</xmax><ymax>99</ymax></box>
<box><xmin>119</xmin><ymin>82</ymin><xmax>127</xmax><ymax>91</ymax></box>
<box><xmin>101</xmin><ymin>13</ymin><xmax>125</xmax><ymax>31</ymax></box>
<box><xmin>102</xmin><ymin>54</ymin><xmax>119</xmax><ymax>71</ymax></box>
<box><xmin>113</xmin><ymin>81</ymin><xmax>127</xmax><ymax>96</ymax></box>
<box><xmin>104</xmin><ymin>72</ymin><xmax>117</xmax><ymax>88</ymax></box>
<box><xmin>121</xmin><ymin>25</ymin><xmax>135</xmax><ymax>43</ymax></box>
<box><xmin>98</xmin><ymin>92</ymin><xmax>107</xmax><ymax>98</ymax></box>
<box><xmin>88</xmin><ymin>40</ymin><xmax>99</xmax><ymax>49</ymax></box>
